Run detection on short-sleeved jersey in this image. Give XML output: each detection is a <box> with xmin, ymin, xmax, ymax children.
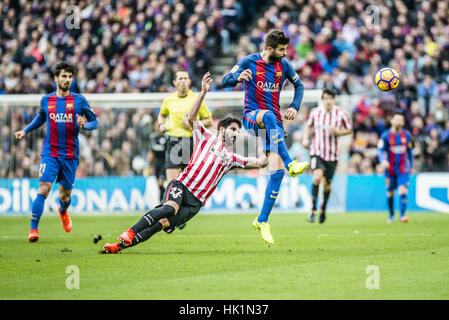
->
<box><xmin>231</xmin><ymin>53</ymin><xmax>301</xmax><ymax>123</ymax></box>
<box><xmin>306</xmin><ymin>105</ymin><xmax>352</xmax><ymax>161</ymax></box>
<box><xmin>160</xmin><ymin>90</ymin><xmax>211</xmax><ymax>138</ymax></box>
<box><xmin>175</xmin><ymin>122</ymin><xmax>248</xmax><ymax>205</ymax></box>
<box><xmin>378</xmin><ymin>129</ymin><xmax>413</xmax><ymax>176</ymax></box>
<box><xmin>38</xmin><ymin>91</ymin><xmax>97</xmax><ymax>159</ymax></box>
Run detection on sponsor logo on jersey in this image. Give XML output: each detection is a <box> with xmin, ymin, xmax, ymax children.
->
<box><xmin>391</xmin><ymin>145</ymin><xmax>406</xmax><ymax>154</ymax></box>
<box><xmin>256</xmin><ymin>81</ymin><xmax>280</xmax><ymax>92</ymax></box>
<box><xmin>49</xmin><ymin>113</ymin><xmax>74</xmax><ymax>123</ymax></box>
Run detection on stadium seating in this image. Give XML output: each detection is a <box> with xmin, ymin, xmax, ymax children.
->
<box><xmin>0</xmin><ymin>0</ymin><xmax>448</xmax><ymax>177</ymax></box>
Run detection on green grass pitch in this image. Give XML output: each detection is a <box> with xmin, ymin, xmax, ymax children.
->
<box><xmin>1</xmin><ymin>212</ymin><xmax>449</xmax><ymax>299</ymax></box>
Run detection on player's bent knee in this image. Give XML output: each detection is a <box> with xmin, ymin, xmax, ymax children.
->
<box><xmin>313</xmin><ymin>171</ymin><xmax>323</xmax><ymax>183</ymax></box>
<box><xmin>59</xmin><ymin>190</ymin><xmax>72</xmax><ymax>202</ymax></box>
<box><xmin>398</xmin><ymin>186</ymin><xmax>408</xmax><ymax>195</ymax></box>
<box><xmin>261</xmin><ymin>111</ymin><xmax>277</xmax><ymax>128</ymax></box>
<box><xmin>162</xmin><ymin>201</ymin><xmax>179</xmax><ymax>214</ymax></box>
<box><xmin>37</xmin><ymin>183</ymin><xmax>52</xmax><ymax>197</ymax></box>
<box><xmin>159</xmin><ymin>218</ymin><xmax>170</xmax><ymax>228</ymax></box>
<box><xmin>256</xmin><ymin>110</ymin><xmax>269</xmax><ymax>128</ymax></box>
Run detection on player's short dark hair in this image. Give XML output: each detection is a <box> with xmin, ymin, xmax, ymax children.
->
<box><xmin>264</xmin><ymin>30</ymin><xmax>290</xmax><ymax>49</ymax></box>
<box><xmin>322</xmin><ymin>88</ymin><xmax>336</xmax><ymax>98</ymax></box>
<box><xmin>54</xmin><ymin>62</ymin><xmax>76</xmax><ymax>77</ymax></box>
<box><xmin>217</xmin><ymin>117</ymin><xmax>242</xmax><ymax>131</ymax></box>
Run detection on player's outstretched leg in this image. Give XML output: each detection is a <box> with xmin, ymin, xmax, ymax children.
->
<box><xmin>262</xmin><ymin>112</ymin><xmax>291</xmax><ymax>167</ymax></box>
<box><xmin>119</xmin><ymin>205</ymin><xmax>175</xmax><ymax>246</ymax></box>
<box><xmin>261</xmin><ymin>111</ymin><xmax>308</xmax><ymax>176</ymax></box>
<box><xmin>103</xmin><ymin>221</ymin><xmax>166</xmax><ymax>254</ymax></box>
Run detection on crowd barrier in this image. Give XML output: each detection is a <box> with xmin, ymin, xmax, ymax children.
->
<box><xmin>1</xmin><ymin>173</ymin><xmax>448</xmax><ymax>214</ymax></box>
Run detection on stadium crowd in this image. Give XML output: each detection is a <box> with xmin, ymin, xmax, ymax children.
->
<box><xmin>1</xmin><ymin>0</ymin><xmax>448</xmax><ymax>178</ymax></box>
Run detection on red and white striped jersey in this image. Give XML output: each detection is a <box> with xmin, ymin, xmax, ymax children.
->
<box><xmin>175</xmin><ymin>122</ymin><xmax>248</xmax><ymax>205</ymax></box>
<box><xmin>306</xmin><ymin>105</ymin><xmax>352</xmax><ymax>161</ymax></box>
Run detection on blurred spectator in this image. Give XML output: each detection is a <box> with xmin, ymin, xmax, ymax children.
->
<box><xmin>0</xmin><ymin>0</ymin><xmax>262</xmax><ymax>94</ymax></box>
<box><xmin>418</xmin><ymin>75</ymin><xmax>439</xmax><ymax>116</ymax></box>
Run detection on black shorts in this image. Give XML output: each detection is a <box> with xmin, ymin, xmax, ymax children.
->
<box><xmin>165</xmin><ymin>137</ymin><xmax>194</xmax><ymax>170</ymax></box>
<box><xmin>161</xmin><ymin>180</ymin><xmax>202</xmax><ymax>227</ymax></box>
<box><xmin>311</xmin><ymin>156</ymin><xmax>337</xmax><ymax>183</ymax></box>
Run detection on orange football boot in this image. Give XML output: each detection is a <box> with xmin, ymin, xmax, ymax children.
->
<box><xmin>118</xmin><ymin>228</ymin><xmax>135</xmax><ymax>246</ymax></box>
<box><xmin>59</xmin><ymin>208</ymin><xmax>72</xmax><ymax>232</ymax></box>
<box><xmin>400</xmin><ymin>216</ymin><xmax>409</xmax><ymax>223</ymax></box>
<box><xmin>28</xmin><ymin>229</ymin><xmax>39</xmax><ymax>242</ymax></box>
<box><xmin>102</xmin><ymin>243</ymin><xmax>121</xmax><ymax>254</ymax></box>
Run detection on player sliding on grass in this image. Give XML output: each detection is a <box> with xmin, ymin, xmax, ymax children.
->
<box><xmin>378</xmin><ymin>110</ymin><xmax>414</xmax><ymax>223</ymax></box>
<box><xmin>221</xmin><ymin>30</ymin><xmax>309</xmax><ymax>244</ymax></box>
<box><xmin>102</xmin><ymin>72</ymin><xmax>268</xmax><ymax>253</ymax></box>
<box><xmin>15</xmin><ymin>62</ymin><xmax>98</xmax><ymax>242</ymax></box>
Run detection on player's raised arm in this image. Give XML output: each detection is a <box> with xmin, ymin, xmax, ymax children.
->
<box><xmin>284</xmin><ymin>60</ymin><xmax>305</xmax><ymax>121</ymax></box>
<box><xmin>187</xmin><ymin>72</ymin><xmax>213</xmax><ymax>130</ymax></box>
<box><xmin>221</xmin><ymin>57</ymin><xmax>252</xmax><ymax>88</ymax></box>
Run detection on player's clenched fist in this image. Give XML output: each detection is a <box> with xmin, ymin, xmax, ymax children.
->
<box><xmin>237</xmin><ymin>69</ymin><xmax>252</xmax><ymax>82</ymax></box>
<box><xmin>15</xmin><ymin>130</ymin><xmax>26</xmax><ymax>140</ymax></box>
<box><xmin>77</xmin><ymin>114</ymin><xmax>86</xmax><ymax>128</ymax></box>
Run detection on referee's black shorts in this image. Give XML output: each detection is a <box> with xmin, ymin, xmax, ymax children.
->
<box><xmin>310</xmin><ymin>156</ymin><xmax>338</xmax><ymax>183</ymax></box>
<box><xmin>165</xmin><ymin>136</ymin><xmax>194</xmax><ymax>170</ymax></box>
<box><xmin>161</xmin><ymin>179</ymin><xmax>203</xmax><ymax>228</ymax></box>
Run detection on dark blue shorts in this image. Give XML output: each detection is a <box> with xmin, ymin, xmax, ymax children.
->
<box><xmin>385</xmin><ymin>173</ymin><xmax>409</xmax><ymax>191</ymax></box>
<box><xmin>242</xmin><ymin>109</ymin><xmax>284</xmax><ymax>152</ymax></box>
<box><xmin>39</xmin><ymin>156</ymin><xmax>79</xmax><ymax>190</ymax></box>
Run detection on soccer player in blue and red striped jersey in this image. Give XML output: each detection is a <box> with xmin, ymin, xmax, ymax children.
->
<box><xmin>15</xmin><ymin>62</ymin><xmax>98</xmax><ymax>242</ymax></box>
<box><xmin>222</xmin><ymin>30</ymin><xmax>309</xmax><ymax>245</ymax></box>
<box><xmin>378</xmin><ymin>111</ymin><xmax>414</xmax><ymax>223</ymax></box>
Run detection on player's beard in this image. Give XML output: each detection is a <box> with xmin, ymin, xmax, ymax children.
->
<box><xmin>59</xmin><ymin>81</ymin><xmax>70</xmax><ymax>92</ymax></box>
<box><xmin>224</xmin><ymin>133</ymin><xmax>236</xmax><ymax>147</ymax></box>
<box><xmin>268</xmin><ymin>53</ymin><xmax>284</xmax><ymax>63</ymax></box>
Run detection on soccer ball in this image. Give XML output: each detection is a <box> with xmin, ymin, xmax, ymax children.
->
<box><xmin>375</xmin><ymin>68</ymin><xmax>400</xmax><ymax>92</ymax></box>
